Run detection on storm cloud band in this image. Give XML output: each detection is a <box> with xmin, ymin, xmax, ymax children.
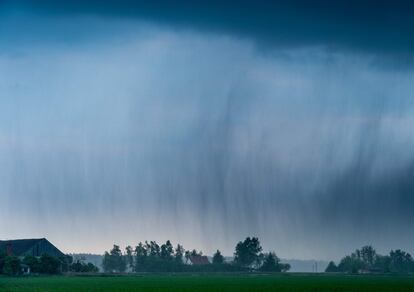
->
<box><xmin>2</xmin><ymin>0</ymin><xmax>414</xmax><ymax>58</ymax></box>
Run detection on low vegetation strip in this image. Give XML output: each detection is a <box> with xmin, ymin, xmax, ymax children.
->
<box><xmin>1</xmin><ymin>274</ymin><xmax>414</xmax><ymax>292</ymax></box>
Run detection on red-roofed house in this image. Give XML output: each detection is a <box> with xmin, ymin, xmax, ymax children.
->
<box><xmin>188</xmin><ymin>255</ymin><xmax>210</xmax><ymax>265</ymax></box>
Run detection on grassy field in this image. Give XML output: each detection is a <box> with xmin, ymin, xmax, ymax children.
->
<box><xmin>1</xmin><ymin>273</ymin><xmax>414</xmax><ymax>291</ymax></box>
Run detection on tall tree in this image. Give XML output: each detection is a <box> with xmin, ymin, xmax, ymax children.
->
<box><xmin>102</xmin><ymin>251</ymin><xmax>112</xmax><ymax>273</ymax></box>
<box><xmin>102</xmin><ymin>245</ymin><xmax>126</xmax><ymax>273</ymax></box>
<box><xmin>160</xmin><ymin>240</ymin><xmax>174</xmax><ymax>261</ymax></box>
<box><xmin>212</xmin><ymin>250</ymin><xmax>224</xmax><ymax>265</ymax></box>
<box><xmin>234</xmin><ymin>237</ymin><xmax>263</xmax><ymax>268</ymax></box>
<box><xmin>174</xmin><ymin>244</ymin><xmax>184</xmax><ymax>264</ymax></box>
<box><xmin>134</xmin><ymin>242</ymin><xmax>148</xmax><ymax>271</ymax></box>
<box><xmin>148</xmin><ymin>241</ymin><xmax>160</xmax><ymax>258</ymax></box>
<box><xmin>359</xmin><ymin>245</ymin><xmax>377</xmax><ymax>268</ymax></box>
<box><xmin>125</xmin><ymin>246</ymin><xmax>134</xmax><ymax>271</ymax></box>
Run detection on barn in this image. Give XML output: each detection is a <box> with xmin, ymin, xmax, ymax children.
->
<box><xmin>0</xmin><ymin>238</ymin><xmax>65</xmax><ymax>258</ymax></box>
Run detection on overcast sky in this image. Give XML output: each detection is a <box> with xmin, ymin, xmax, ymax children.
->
<box><xmin>1</xmin><ymin>1</ymin><xmax>414</xmax><ymax>260</ymax></box>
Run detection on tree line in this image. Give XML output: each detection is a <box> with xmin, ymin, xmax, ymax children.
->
<box><xmin>102</xmin><ymin>237</ymin><xmax>290</xmax><ymax>273</ymax></box>
<box><xmin>0</xmin><ymin>253</ymin><xmax>98</xmax><ymax>276</ymax></box>
<box><xmin>4</xmin><ymin>240</ymin><xmax>412</xmax><ymax>276</ymax></box>
<box><xmin>326</xmin><ymin>245</ymin><xmax>414</xmax><ymax>274</ymax></box>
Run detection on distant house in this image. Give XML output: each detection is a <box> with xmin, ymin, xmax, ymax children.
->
<box><xmin>188</xmin><ymin>255</ymin><xmax>210</xmax><ymax>265</ymax></box>
<box><xmin>0</xmin><ymin>238</ymin><xmax>65</xmax><ymax>258</ymax></box>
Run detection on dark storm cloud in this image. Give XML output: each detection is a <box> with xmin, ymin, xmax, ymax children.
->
<box><xmin>2</xmin><ymin>0</ymin><xmax>414</xmax><ymax>58</ymax></box>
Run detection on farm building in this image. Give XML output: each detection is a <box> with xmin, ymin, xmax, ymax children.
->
<box><xmin>0</xmin><ymin>238</ymin><xmax>65</xmax><ymax>258</ymax></box>
<box><xmin>188</xmin><ymin>255</ymin><xmax>210</xmax><ymax>265</ymax></box>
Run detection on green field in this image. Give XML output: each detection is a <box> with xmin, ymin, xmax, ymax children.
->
<box><xmin>1</xmin><ymin>274</ymin><xmax>414</xmax><ymax>291</ymax></box>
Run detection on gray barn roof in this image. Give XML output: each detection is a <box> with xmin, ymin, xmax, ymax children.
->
<box><xmin>0</xmin><ymin>238</ymin><xmax>65</xmax><ymax>258</ymax></box>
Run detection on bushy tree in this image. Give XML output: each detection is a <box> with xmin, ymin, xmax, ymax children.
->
<box><xmin>358</xmin><ymin>245</ymin><xmax>377</xmax><ymax>268</ymax></box>
<box><xmin>335</xmin><ymin>246</ymin><xmax>377</xmax><ymax>273</ymax></box>
<box><xmin>148</xmin><ymin>241</ymin><xmax>161</xmax><ymax>258</ymax></box>
<box><xmin>259</xmin><ymin>252</ymin><xmax>290</xmax><ymax>272</ymax></box>
<box><xmin>212</xmin><ymin>250</ymin><xmax>224</xmax><ymax>265</ymax></box>
<box><xmin>70</xmin><ymin>260</ymin><xmax>99</xmax><ymax>273</ymax></box>
<box><xmin>102</xmin><ymin>245</ymin><xmax>126</xmax><ymax>273</ymax></box>
<box><xmin>234</xmin><ymin>237</ymin><xmax>262</xmax><ymax>268</ymax></box>
<box><xmin>279</xmin><ymin>262</ymin><xmax>291</xmax><ymax>272</ymax></box>
<box><xmin>260</xmin><ymin>252</ymin><xmax>280</xmax><ymax>271</ymax></box>
<box><xmin>3</xmin><ymin>256</ymin><xmax>21</xmax><ymax>276</ymax></box>
<box><xmin>86</xmin><ymin>263</ymin><xmax>99</xmax><ymax>273</ymax></box>
<box><xmin>22</xmin><ymin>256</ymin><xmax>41</xmax><ymax>273</ymax></box>
<box><xmin>70</xmin><ymin>260</ymin><xmax>84</xmax><ymax>273</ymax></box>
<box><xmin>338</xmin><ymin>255</ymin><xmax>364</xmax><ymax>273</ymax></box>
<box><xmin>132</xmin><ymin>240</ymin><xmax>187</xmax><ymax>271</ymax></box>
<box><xmin>374</xmin><ymin>255</ymin><xmax>391</xmax><ymax>273</ymax></box>
<box><xmin>325</xmin><ymin>261</ymin><xmax>338</xmax><ymax>272</ymax></box>
<box><xmin>60</xmin><ymin>255</ymin><xmax>73</xmax><ymax>273</ymax></box>
<box><xmin>39</xmin><ymin>254</ymin><xmax>61</xmax><ymax>274</ymax></box>
<box><xmin>160</xmin><ymin>240</ymin><xmax>174</xmax><ymax>261</ymax></box>
<box><xmin>86</xmin><ymin>262</ymin><xmax>99</xmax><ymax>273</ymax></box>
<box><xmin>330</xmin><ymin>246</ymin><xmax>414</xmax><ymax>274</ymax></box>
<box><xmin>389</xmin><ymin>249</ymin><xmax>413</xmax><ymax>273</ymax></box>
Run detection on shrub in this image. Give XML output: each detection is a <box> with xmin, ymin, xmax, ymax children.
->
<box><xmin>39</xmin><ymin>254</ymin><xmax>61</xmax><ymax>274</ymax></box>
<box><xmin>3</xmin><ymin>256</ymin><xmax>21</xmax><ymax>276</ymax></box>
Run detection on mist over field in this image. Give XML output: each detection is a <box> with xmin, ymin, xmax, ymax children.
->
<box><xmin>1</xmin><ymin>1</ymin><xmax>414</xmax><ymax>261</ymax></box>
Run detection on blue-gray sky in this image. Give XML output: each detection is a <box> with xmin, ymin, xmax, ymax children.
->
<box><xmin>1</xmin><ymin>1</ymin><xmax>414</xmax><ymax>260</ymax></box>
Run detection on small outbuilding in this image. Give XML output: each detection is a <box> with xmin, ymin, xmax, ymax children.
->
<box><xmin>188</xmin><ymin>255</ymin><xmax>210</xmax><ymax>265</ymax></box>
